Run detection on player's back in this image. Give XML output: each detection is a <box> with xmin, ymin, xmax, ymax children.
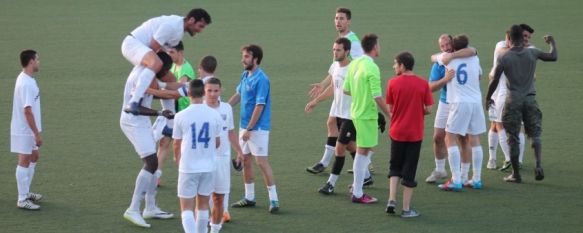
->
<box><xmin>499</xmin><ymin>48</ymin><xmax>541</xmax><ymax>102</ymax></box>
<box><xmin>446</xmin><ymin>55</ymin><xmax>482</xmax><ymax>104</ymax></box>
<box><xmin>130</xmin><ymin>15</ymin><xmax>183</xmax><ymax>48</ymax></box>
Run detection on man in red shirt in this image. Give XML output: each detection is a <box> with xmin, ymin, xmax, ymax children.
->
<box><xmin>385</xmin><ymin>52</ymin><xmax>433</xmax><ymax>218</ymax></box>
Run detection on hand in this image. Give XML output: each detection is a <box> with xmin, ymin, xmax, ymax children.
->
<box><xmin>162</xmin><ymin>110</ymin><xmax>174</xmax><ymax>119</ymax></box>
<box><xmin>232</xmin><ymin>153</ymin><xmax>244</xmax><ymax>171</ymax></box>
<box><xmin>305</xmin><ymin>101</ymin><xmax>316</xmax><ymax>113</ymax></box>
<box><xmin>444</xmin><ymin>69</ymin><xmax>455</xmax><ymax>81</ymax></box>
<box><xmin>34</xmin><ymin>133</ymin><xmax>42</xmax><ymax>147</ymax></box>
<box><xmin>543</xmin><ymin>35</ymin><xmax>554</xmax><ymax>44</ymax></box>
<box><xmin>241</xmin><ymin>129</ymin><xmax>251</xmax><ymax>141</ymax></box>
<box><xmin>308</xmin><ymin>83</ymin><xmax>323</xmax><ymax>98</ymax></box>
<box><xmin>377</xmin><ymin>112</ymin><xmax>387</xmax><ymax>133</ymax></box>
<box><xmin>486</xmin><ymin>99</ymin><xmax>495</xmax><ymax>109</ymax></box>
<box><xmin>442</xmin><ymin>53</ymin><xmax>453</xmax><ymax>65</ymax></box>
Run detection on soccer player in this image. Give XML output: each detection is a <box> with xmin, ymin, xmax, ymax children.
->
<box><xmin>486</xmin><ymin>25</ymin><xmax>557</xmax><ymax>183</ymax></box>
<box><xmin>437</xmin><ymin>35</ymin><xmax>486</xmax><ymax>191</ymax></box>
<box><xmin>385</xmin><ymin>52</ymin><xmax>433</xmax><ymax>218</ymax></box>
<box><xmin>11</xmin><ymin>49</ymin><xmax>43</xmax><ymax>210</ymax></box>
<box><xmin>173</xmin><ymin>79</ymin><xmax>223</xmax><ymax>233</ymax></box>
<box><xmin>121</xmin><ymin>8</ymin><xmax>211</xmax><ymax>115</ymax></box>
<box><xmin>198</xmin><ymin>55</ymin><xmax>218</xmax><ymax>83</ymax></box>
<box><xmin>343</xmin><ymin>34</ymin><xmax>389</xmax><ymax>204</ymax></box>
<box><xmin>120</xmin><ymin>52</ymin><xmax>175</xmax><ymax>228</ymax></box>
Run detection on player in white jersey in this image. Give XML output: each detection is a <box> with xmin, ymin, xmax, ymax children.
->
<box><xmin>437</xmin><ymin>35</ymin><xmax>486</xmax><ymax>191</ymax></box>
<box><xmin>120</xmin><ymin>52</ymin><xmax>175</xmax><ymax>228</ymax></box>
<box><xmin>173</xmin><ymin>79</ymin><xmax>223</xmax><ymax>233</ymax></box>
<box><xmin>122</xmin><ymin>8</ymin><xmax>211</xmax><ymax>115</ymax></box>
<box><xmin>11</xmin><ymin>50</ymin><xmax>43</xmax><ymax>210</ymax></box>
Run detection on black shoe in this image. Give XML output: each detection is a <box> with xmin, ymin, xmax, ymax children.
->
<box><xmin>534</xmin><ymin>167</ymin><xmax>544</xmax><ymax>181</ymax></box>
<box><xmin>503</xmin><ymin>174</ymin><xmax>522</xmax><ymax>183</ymax></box>
<box><xmin>306</xmin><ymin>163</ymin><xmax>325</xmax><ymax>174</ymax></box>
<box><xmin>363</xmin><ymin>176</ymin><xmax>374</xmax><ymax>187</ymax></box>
<box><xmin>318</xmin><ymin>182</ymin><xmax>334</xmax><ymax>195</ymax></box>
<box><xmin>385</xmin><ymin>200</ymin><xmax>396</xmax><ymax>215</ymax></box>
<box><xmin>231</xmin><ymin>198</ymin><xmax>256</xmax><ymax>208</ymax></box>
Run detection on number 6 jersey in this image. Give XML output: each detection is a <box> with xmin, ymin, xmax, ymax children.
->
<box><xmin>444</xmin><ymin>55</ymin><xmax>482</xmax><ymax>104</ymax></box>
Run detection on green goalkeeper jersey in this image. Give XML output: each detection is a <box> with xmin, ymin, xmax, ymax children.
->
<box><xmin>342</xmin><ymin>55</ymin><xmax>381</xmax><ymax>120</ymax></box>
<box><xmin>170</xmin><ymin>59</ymin><xmax>195</xmax><ymax>111</ymax></box>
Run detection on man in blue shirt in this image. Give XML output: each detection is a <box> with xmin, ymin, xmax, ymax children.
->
<box><xmin>228</xmin><ymin>44</ymin><xmax>279</xmax><ymax>213</ymax></box>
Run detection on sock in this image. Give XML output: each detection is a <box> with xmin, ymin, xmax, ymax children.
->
<box><xmin>129</xmin><ymin>68</ymin><xmax>156</xmax><ymax>104</ymax></box>
<box><xmin>223</xmin><ymin>193</ymin><xmax>229</xmax><ymax>214</ymax></box>
<box><xmin>447</xmin><ymin>146</ymin><xmax>461</xmax><ymax>184</ymax></box>
<box><xmin>461</xmin><ymin>163</ymin><xmax>471</xmax><ymax>183</ymax></box>
<box><xmin>129</xmin><ymin>169</ymin><xmax>152</xmax><ymax>212</ymax></box>
<box><xmin>519</xmin><ymin>132</ymin><xmax>525</xmax><ymax>163</ymax></box>
<box><xmin>244</xmin><ymin>183</ymin><xmax>255</xmax><ymax>200</ymax></box>
<box><xmin>181</xmin><ymin>210</ymin><xmax>196</xmax><ymax>233</ymax></box>
<box><xmin>330</xmin><ymin>156</ymin><xmax>345</xmax><ymax>175</ymax></box>
<box><xmin>267</xmin><ymin>185</ymin><xmax>278</xmax><ymax>201</ymax></box>
<box><xmin>145</xmin><ymin>170</ymin><xmax>158</xmax><ymax>210</ymax></box>
<box><xmin>15</xmin><ymin>166</ymin><xmax>30</xmax><ymax>201</ymax></box>
<box><xmin>472</xmin><ymin>146</ymin><xmax>483</xmax><ymax>182</ymax></box>
<box><xmin>350</xmin><ymin>152</ymin><xmax>356</xmax><ymax>160</ymax></box>
<box><xmin>328</xmin><ymin>174</ymin><xmax>339</xmax><ymax>186</ymax></box>
<box><xmin>28</xmin><ymin>162</ymin><xmax>36</xmax><ymax>188</ymax></box>
<box><xmin>366</xmin><ymin>151</ymin><xmax>374</xmax><ymax>178</ymax></box>
<box><xmin>210</xmin><ymin>223</ymin><xmax>222</xmax><ymax>232</ymax></box>
<box><xmin>196</xmin><ymin>210</ymin><xmax>210</xmax><ymax>233</ymax></box>
<box><xmin>154</xmin><ymin>169</ymin><xmax>162</xmax><ymax>179</ymax></box>
<box><xmin>320</xmin><ymin>145</ymin><xmax>335</xmax><ymax>167</ymax></box>
<box><xmin>435</xmin><ymin>159</ymin><xmax>446</xmax><ymax>172</ymax></box>
<box><xmin>488</xmin><ymin>129</ymin><xmax>498</xmax><ymax>161</ymax></box>
<box><xmin>352</xmin><ymin>153</ymin><xmax>368</xmax><ymax>198</ymax></box>
<box><xmin>499</xmin><ymin>129</ymin><xmax>511</xmax><ymax>162</ymax></box>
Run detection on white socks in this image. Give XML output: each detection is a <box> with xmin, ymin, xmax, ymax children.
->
<box><xmin>328</xmin><ymin>174</ymin><xmax>339</xmax><ymax>186</ymax></box>
<box><xmin>28</xmin><ymin>162</ymin><xmax>37</xmax><ymax>188</ymax></box>
<box><xmin>16</xmin><ymin>165</ymin><xmax>30</xmax><ymax>201</ymax></box>
<box><xmin>129</xmin><ymin>169</ymin><xmax>152</xmax><ymax>212</ymax></box>
<box><xmin>267</xmin><ymin>185</ymin><xmax>278</xmax><ymax>201</ymax></box>
<box><xmin>472</xmin><ymin>146</ymin><xmax>483</xmax><ymax>182</ymax></box>
<box><xmin>519</xmin><ymin>132</ymin><xmax>525</xmax><ymax>163</ymax></box>
<box><xmin>244</xmin><ymin>183</ymin><xmax>255</xmax><ymax>200</ymax></box>
<box><xmin>352</xmin><ymin>153</ymin><xmax>369</xmax><ymax>198</ymax></box>
<box><xmin>320</xmin><ymin>145</ymin><xmax>335</xmax><ymax>167</ymax></box>
<box><xmin>435</xmin><ymin>159</ymin><xmax>446</xmax><ymax>172</ymax></box>
<box><xmin>145</xmin><ymin>170</ymin><xmax>158</xmax><ymax>210</ymax></box>
<box><xmin>223</xmin><ymin>193</ymin><xmax>229</xmax><ymax>214</ymax></box>
<box><xmin>181</xmin><ymin>210</ymin><xmax>196</xmax><ymax>233</ymax></box>
<box><xmin>461</xmin><ymin>163</ymin><xmax>470</xmax><ymax>183</ymax></box>
<box><xmin>129</xmin><ymin>68</ymin><xmax>155</xmax><ymax>104</ymax></box>
<box><xmin>498</xmin><ymin>129</ymin><xmax>511</xmax><ymax>162</ymax></box>
<box><xmin>447</xmin><ymin>146</ymin><xmax>461</xmax><ymax>184</ymax></box>
<box><xmin>196</xmin><ymin>210</ymin><xmax>210</xmax><ymax>233</ymax></box>
<box><xmin>488</xmin><ymin>129</ymin><xmax>498</xmax><ymax>161</ymax></box>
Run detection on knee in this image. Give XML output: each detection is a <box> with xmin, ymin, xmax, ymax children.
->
<box><xmin>531</xmin><ymin>137</ymin><xmax>541</xmax><ymax>148</ymax></box>
<box><xmin>433</xmin><ymin>132</ymin><xmax>445</xmax><ymax>144</ymax></box>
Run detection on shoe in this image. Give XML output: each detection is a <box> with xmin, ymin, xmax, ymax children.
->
<box><xmin>17</xmin><ymin>200</ymin><xmax>40</xmax><ymax>210</ymax></box>
<box><xmin>401</xmin><ymin>209</ymin><xmax>420</xmax><ymax>218</ymax></box>
<box><xmin>385</xmin><ymin>200</ymin><xmax>397</xmax><ymax>215</ymax></box>
<box><xmin>143</xmin><ymin>207</ymin><xmax>174</xmax><ymax>219</ymax></box>
<box><xmin>319</xmin><ymin>182</ymin><xmax>334</xmax><ymax>195</ymax></box>
<box><xmin>351</xmin><ymin>194</ymin><xmax>378</xmax><ymax>204</ymax></box>
<box><xmin>222</xmin><ymin>211</ymin><xmax>231</xmax><ymax>223</ymax></box>
<box><xmin>486</xmin><ymin>159</ymin><xmax>497</xmax><ymax>170</ymax></box>
<box><xmin>124</xmin><ymin>102</ymin><xmax>140</xmax><ymax>115</ymax></box>
<box><xmin>210</xmin><ymin>228</ymin><xmax>221</xmax><ymax>233</ymax></box>
<box><xmin>363</xmin><ymin>176</ymin><xmax>374</xmax><ymax>187</ymax></box>
<box><xmin>438</xmin><ymin>180</ymin><xmax>462</xmax><ymax>192</ymax></box>
<box><xmin>26</xmin><ymin>192</ymin><xmax>43</xmax><ymax>202</ymax></box>
<box><xmin>503</xmin><ymin>174</ymin><xmax>522</xmax><ymax>183</ymax></box>
<box><xmin>306</xmin><ymin>163</ymin><xmax>325</xmax><ymax>174</ymax></box>
<box><xmin>231</xmin><ymin>198</ymin><xmax>256</xmax><ymax>208</ymax></box>
<box><xmin>500</xmin><ymin>161</ymin><xmax>512</xmax><ymax>172</ymax></box>
<box><xmin>425</xmin><ymin>170</ymin><xmax>448</xmax><ymax>183</ymax></box>
<box><xmin>124</xmin><ymin>210</ymin><xmax>150</xmax><ymax>228</ymax></box>
<box><xmin>464</xmin><ymin>180</ymin><xmax>482</xmax><ymax>189</ymax></box>
<box><xmin>269</xmin><ymin>200</ymin><xmax>279</xmax><ymax>213</ymax></box>
<box><xmin>534</xmin><ymin>167</ymin><xmax>544</xmax><ymax>181</ymax></box>
<box><xmin>161</xmin><ymin>126</ymin><xmax>173</xmax><ymax>137</ymax></box>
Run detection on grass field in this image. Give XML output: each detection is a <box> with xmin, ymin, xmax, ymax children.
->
<box><xmin>1</xmin><ymin>0</ymin><xmax>582</xmax><ymax>232</ymax></box>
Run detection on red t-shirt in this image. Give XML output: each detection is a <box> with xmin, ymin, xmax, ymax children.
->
<box><xmin>386</xmin><ymin>74</ymin><xmax>434</xmax><ymax>142</ymax></box>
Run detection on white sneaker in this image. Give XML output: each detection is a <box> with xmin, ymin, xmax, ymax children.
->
<box><xmin>27</xmin><ymin>192</ymin><xmax>43</xmax><ymax>202</ymax></box>
<box><xmin>143</xmin><ymin>207</ymin><xmax>174</xmax><ymax>219</ymax></box>
<box><xmin>210</xmin><ymin>228</ymin><xmax>221</xmax><ymax>233</ymax></box>
<box><xmin>17</xmin><ymin>199</ymin><xmax>40</xmax><ymax>210</ymax></box>
<box><xmin>425</xmin><ymin>170</ymin><xmax>448</xmax><ymax>183</ymax></box>
<box><xmin>486</xmin><ymin>159</ymin><xmax>497</xmax><ymax>170</ymax></box>
<box><xmin>123</xmin><ymin>210</ymin><xmax>151</xmax><ymax>228</ymax></box>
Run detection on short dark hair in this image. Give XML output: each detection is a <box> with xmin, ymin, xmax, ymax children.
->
<box><xmin>173</xmin><ymin>41</ymin><xmax>184</xmax><ymax>51</ymax></box>
<box><xmin>189</xmin><ymin>79</ymin><xmax>205</xmax><ymax>98</ymax></box>
<box><xmin>186</xmin><ymin>8</ymin><xmax>212</xmax><ymax>24</ymax></box>
<box><xmin>335</xmin><ymin>37</ymin><xmax>351</xmax><ymax>52</ymax></box>
<box><xmin>336</xmin><ymin>7</ymin><xmax>352</xmax><ymax>20</ymax></box>
<box><xmin>156</xmin><ymin>51</ymin><xmax>173</xmax><ymax>78</ymax></box>
<box><xmin>395</xmin><ymin>52</ymin><xmax>415</xmax><ymax>71</ymax></box>
<box><xmin>241</xmin><ymin>44</ymin><xmax>263</xmax><ymax>65</ymax></box>
<box><xmin>20</xmin><ymin>49</ymin><xmax>37</xmax><ymax>67</ymax></box>
<box><xmin>452</xmin><ymin>34</ymin><xmax>469</xmax><ymax>51</ymax></box>
<box><xmin>361</xmin><ymin>34</ymin><xmax>378</xmax><ymax>53</ymax></box>
<box><xmin>509</xmin><ymin>24</ymin><xmax>524</xmax><ymax>45</ymax></box>
<box><xmin>200</xmin><ymin>55</ymin><xmax>217</xmax><ymax>73</ymax></box>
<box><xmin>520</xmin><ymin>24</ymin><xmax>534</xmax><ymax>34</ymax></box>
<box><xmin>205</xmin><ymin>77</ymin><xmax>222</xmax><ymax>87</ymax></box>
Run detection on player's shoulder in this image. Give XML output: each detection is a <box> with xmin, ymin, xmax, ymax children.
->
<box><xmin>495</xmin><ymin>40</ymin><xmax>507</xmax><ymax>49</ymax></box>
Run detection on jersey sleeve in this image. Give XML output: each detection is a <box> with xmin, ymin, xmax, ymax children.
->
<box><xmin>428</xmin><ymin>63</ymin><xmax>445</xmax><ymax>82</ymax></box>
<box><xmin>255</xmin><ymin>77</ymin><xmax>270</xmax><ymax>105</ymax></box>
<box><xmin>182</xmin><ymin>63</ymin><xmax>196</xmax><ymax>80</ymax></box>
<box><xmin>226</xmin><ymin>105</ymin><xmax>235</xmax><ymax>130</ymax></box>
<box><xmin>350</xmin><ymin>41</ymin><xmax>364</xmax><ymax>59</ymax></box>
<box><xmin>172</xmin><ymin>115</ymin><xmax>183</xmax><ymax>139</ymax></box>
<box><xmin>369</xmin><ymin>65</ymin><xmax>382</xmax><ymax>98</ymax></box>
<box><xmin>342</xmin><ymin>68</ymin><xmax>352</xmax><ymax>93</ymax></box>
<box><xmin>328</xmin><ymin>63</ymin><xmax>335</xmax><ymax>76</ymax></box>
<box><xmin>424</xmin><ymin>81</ymin><xmax>434</xmax><ymax>106</ymax></box>
<box><xmin>435</xmin><ymin>53</ymin><xmax>445</xmax><ymax>66</ymax></box>
<box><xmin>22</xmin><ymin>83</ymin><xmax>36</xmax><ymax>109</ymax></box>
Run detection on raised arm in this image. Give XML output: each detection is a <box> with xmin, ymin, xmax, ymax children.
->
<box><xmin>538</xmin><ymin>35</ymin><xmax>557</xmax><ymax>61</ymax></box>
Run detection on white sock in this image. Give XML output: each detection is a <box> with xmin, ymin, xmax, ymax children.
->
<box><xmin>154</xmin><ymin>169</ymin><xmax>162</xmax><ymax>179</ymax></box>
<box><xmin>320</xmin><ymin>145</ymin><xmax>335</xmax><ymax>167</ymax></box>
<box><xmin>15</xmin><ymin>166</ymin><xmax>30</xmax><ymax>201</ymax></box>
<box><xmin>267</xmin><ymin>185</ymin><xmax>278</xmax><ymax>201</ymax></box>
<box><xmin>210</xmin><ymin>223</ymin><xmax>222</xmax><ymax>232</ymax></box>
<box><xmin>447</xmin><ymin>146</ymin><xmax>461</xmax><ymax>184</ymax></box>
<box><xmin>488</xmin><ymin>129</ymin><xmax>498</xmax><ymax>161</ymax></box>
<box><xmin>436</xmin><ymin>159</ymin><xmax>446</xmax><ymax>172</ymax></box>
<box><xmin>28</xmin><ymin>162</ymin><xmax>37</xmax><ymax>188</ymax></box>
<box><xmin>328</xmin><ymin>174</ymin><xmax>339</xmax><ymax>186</ymax></box>
<box><xmin>145</xmin><ymin>170</ymin><xmax>158</xmax><ymax>210</ymax></box>
<box><xmin>365</xmin><ymin>151</ymin><xmax>373</xmax><ymax>178</ymax></box>
<box><xmin>244</xmin><ymin>183</ymin><xmax>255</xmax><ymax>200</ymax></box>
<box><xmin>461</xmin><ymin>163</ymin><xmax>471</xmax><ymax>183</ymax></box>
<box><xmin>129</xmin><ymin>169</ymin><xmax>152</xmax><ymax>212</ymax></box>
<box><xmin>196</xmin><ymin>210</ymin><xmax>210</xmax><ymax>233</ymax></box>
<box><xmin>181</xmin><ymin>210</ymin><xmax>196</xmax><ymax>233</ymax></box>
<box><xmin>519</xmin><ymin>132</ymin><xmax>525</xmax><ymax>163</ymax></box>
<box><xmin>472</xmin><ymin>146</ymin><xmax>483</xmax><ymax>182</ymax></box>
<box><xmin>499</xmin><ymin>129</ymin><xmax>511</xmax><ymax>162</ymax></box>
<box><xmin>129</xmin><ymin>68</ymin><xmax>155</xmax><ymax>103</ymax></box>
<box><xmin>223</xmin><ymin>193</ymin><xmax>229</xmax><ymax>214</ymax></box>
<box><xmin>352</xmin><ymin>153</ymin><xmax>368</xmax><ymax>198</ymax></box>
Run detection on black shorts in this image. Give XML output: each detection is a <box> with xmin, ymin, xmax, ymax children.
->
<box><xmin>337</xmin><ymin>118</ymin><xmax>356</xmax><ymax>144</ymax></box>
<box><xmin>388</xmin><ymin>138</ymin><xmax>422</xmax><ymax>188</ymax></box>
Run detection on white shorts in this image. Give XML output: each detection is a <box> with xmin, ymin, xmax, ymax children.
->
<box><xmin>434</xmin><ymin>101</ymin><xmax>450</xmax><ymax>129</ymax></box>
<box><xmin>488</xmin><ymin>94</ymin><xmax>506</xmax><ymax>122</ymax></box>
<box><xmin>239</xmin><ymin>129</ymin><xmax>269</xmax><ymax>156</ymax></box>
<box><xmin>120</xmin><ymin>122</ymin><xmax>156</xmax><ymax>158</ymax></box>
<box><xmin>10</xmin><ymin>135</ymin><xmax>38</xmax><ymax>154</ymax></box>
<box><xmin>177</xmin><ymin>172</ymin><xmax>214</xmax><ymax>198</ymax></box>
<box><xmin>446</xmin><ymin>102</ymin><xmax>487</xmax><ymax>136</ymax></box>
<box><xmin>121</xmin><ymin>35</ymin><xmax>152</xmax><ymax>66</ymax></box>
<box><xmin>213</xmin><ymin>156</ymin><xmax>231</xmax><ymax>194</ymax></box>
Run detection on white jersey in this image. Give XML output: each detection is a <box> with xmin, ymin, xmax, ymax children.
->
<box><xmin>444</xmin><ymin>55</ymin><xmax>483</xmax><ymax>104</ymax></box>
<box><xmin>173</xmin><ymin>104</ymin><xmax>223</xmax><ymax>173</ymax></box>
<box><xmin>11</xmin><ymin>72</ymin><xmax>41</xmax><ymax>136</ymax></box>
<box><xmin>130</xmin><ymin>15</ymin><xmax>184</xmax><ymax>50</ymax></box>
<box><xmin>120</xmin><ymin>66</ymin><xmax>154</xmax><ymax>126</ymax></box>
<box><xmin>344</xmin><ymin>31</ymin><xmax>364</xmax><ymax>59</ymax></box>
<box><xmin>490</xmin><ymin>41</ymin><xmax>508</xmax><ymax>99</ymax></box>
<box><xmin>208</xmin><ymin>102</ymin><xmax>235</xmax><ymax>157</ymax></box>
<box><xmin>328</xmin><ymin>62</ymin><xmax>352</xmax><ymax>119</ymax></box>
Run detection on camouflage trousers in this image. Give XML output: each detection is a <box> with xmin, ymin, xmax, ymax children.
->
<box><xmin>502</xmin><ymin>95</ymin><xmax>542</xmax><ymax>160</ymax></box>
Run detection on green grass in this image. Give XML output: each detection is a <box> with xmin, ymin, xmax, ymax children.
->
<box><xmin>1</xmin><ymin>0</ymin><xmax>582</xmax><ymax>232</ymax></box>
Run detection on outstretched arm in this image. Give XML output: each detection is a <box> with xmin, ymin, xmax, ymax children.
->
<box><xmin>305</xmin><ymin>84</ymin><xmax>334</xmax><ymax>113</ymax></box>
<box><xmin>308</xmin><ymin>74</ymin><xmax>332</xmax><ymax>98</ymax></box>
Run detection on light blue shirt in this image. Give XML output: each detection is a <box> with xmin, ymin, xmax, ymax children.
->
<box><xmin>429</xmin><ymin>62</ymin><xmax>447</xmax><ymax>103</ymax></box>
<box><xmin>236</xmin><ymin>67</ymin><xmax>271</xmax><ymax>130</ymax></box>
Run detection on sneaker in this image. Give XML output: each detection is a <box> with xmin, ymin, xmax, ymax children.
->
<box><xmin>464</xmin><ymin>180</ymin><xmax>482</xmax><ymax>189</ymax></box>
<box><xmin>124</xmin><ymin>102</ymin><xmax>140</xmax><ymax>115</ymax></box>
<box><xmin>438</xmin><ymin>180</ymin><xmax>462</xmax><ymax>192</ymax></box>
<box><xmin>534</xmin><ymin>166</ymin><xmax>544</xmax><ymax>181</ymax></box>
<box><xmin>124</xmin><ymin>210</ymin><xmax>150</xmax><ymax>228</ymax></box>
<box><xmin>17</xmin><ymin>199</ymin><xmax>40</xmax><ymax>210</ymax></box>
<box><xmin>401</xmin><ymin>209</ymin><xmax>420</xmax><ymax>218</ymax></box>
<box><xmin>500</xmin><ymin>161</ymin><xmax>512</xmax><ymax>171</ymax></box>
<box><xmin>306</xmin><ymin>163</ymin><xmax>325</xmax><ymax>174</ymax></box>
<box><xmin>385</xmin><ymin>200</ymin><xmax>397</xmax><ymax>215</ymax></box>
<box><xmin>269</xmin><ymin>200</ymin><xmax>279</xmax><ymax>213</ymax></box>
<box><xmin>143</xmin><ymin>207</ymin><xmax>174</xmax><ymax>219</ymax></box>
<box><xmin>486</xmin><ymin>159</ymin><xmax>497</xmax><ymax>170</ymax></box>
<box><xmin>503</xmin><ymin>174</ymin><xmax>522</xmax><ymax>183</ymax></box>
<box><xmin>26</xmin><ymin>192</ymin><xmax>43</xmax><ymax>202</ymax></box>
<box><xmin>351</xmin><ymin>194</ymin><xmax>378</xmax><ymax>204</ymax></box>
<box><xmin>231</xmin><ymin>198</ymin><xmax>256</xmax><ymax>208</ymax></box>
<box><xmin>425</xmin><ymin>170</ymin><xmax>448</xmax><ymax>183</ymax></box>
<box><xmin>210</xmin><ymin>228</ymin><xmax>221</xmax><ymax>233</ymax></box>
<box><xmin>222</xmin><ymin>211</ymin><xmax>231</xmax><ymax>223</ymax></box>
<box><xmin>318</xmin><ymin>182</ymin><xmax>334</xmax><ymax>195</ymax></box>
<box><xmin>363</xmin><ymin>176</ymin><xmax>374</xmax><ymax>187</ymax></box>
